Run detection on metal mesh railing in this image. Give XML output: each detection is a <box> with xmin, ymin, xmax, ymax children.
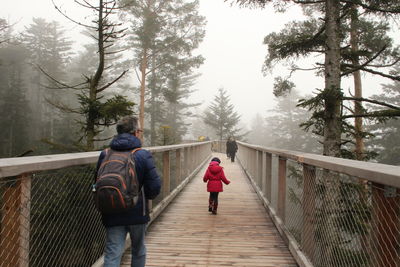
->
<box><xmin>283</xmin><ymin>162</ymin><xmax>400</xmax><ymax>267</ymax></box>
<box><xmin>235</xmin><ymin>141</ymin><xmax>400</xmax><ymax>267</ymax></box>
<box><xmin>0</xmin><ymin>165</ymin><xmax>105</xmax><ymax>267</ymax></box>
<box><xmin>0</xmin><ymin>141</ymin><xmax>212</xmax><ymax>267</ymax></box>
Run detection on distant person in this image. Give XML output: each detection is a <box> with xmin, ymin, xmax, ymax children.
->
<box><xmin>203</xmin><ymin>157</ymin><xmax>231</xmax><ymax>215</ymax></box>
<box><xmin>226</xmin><ymin>137</ymin><xmax>238</xmax><ymax>162</ymax></box>
<box><xmin>94</xmin><ymin>116</ymin><xmax>161</xmax><ymax>267</ymax></box>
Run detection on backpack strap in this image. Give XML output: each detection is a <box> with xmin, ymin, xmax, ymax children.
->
<box><xmin>131</xmin><ymin>148</ymin><xmax>141</xmax><ymax>154</ymax></box>
<box><xmin>97</xmin><ymin>148</ymin><xmax>112</xmax><ymax>178</ymax></box>
<box><xmin>129</xmin><ymin>148</ymin><xmax>145</xmax><ymax>215</ymax></box>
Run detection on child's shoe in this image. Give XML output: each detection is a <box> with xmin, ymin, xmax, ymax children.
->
<box><xmin>212</xmin><ymin>203</ymin><xmax>218</xmax><ymax>215</ymax></box>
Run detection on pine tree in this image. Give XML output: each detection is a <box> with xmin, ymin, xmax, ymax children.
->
<box><xmin>121</xmin><ymin>0</ymin><xmax>206</xmax><ymax>144</ymax></box>
<box><xmin>264</xmin><ymin>89</ymin><xmax>321</xmax><ymax>153</ymax></box>
<box><xmin>50</xmin><ymin>0</ymin><xmax>134</xmax><ymax>151</ymax></box>
<box><xmin>230</xmin><ymin>0</ymin><xmax>400</xmax><ymax>158</ymax></box>
<box><xmin>203</xmin><ymin>88</ymin><xmax>242</xmax><ymax>140</ymax></box>
<box><xmin>0</xmin><ymin>44</ymin><xmax>31</xmax><ymax>157</ymax></box>
<box><xmin>21</xmin><ymin>18</ymin><xmax>74</xmax><ymax>151</ymax></box>
<box><xmin>366</xmin><ymin>65</ymin><xmax>400</xmax><ymax>165</ymax></box>
<box><xmin>247</xmin><ymin>113</ymin><xmax>267</xmax><ymax>146</ymax></box>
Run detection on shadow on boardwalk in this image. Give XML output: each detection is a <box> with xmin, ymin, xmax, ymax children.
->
<box><xmin>121</xmin><ymin>153</ymin><xmax>297</xmax><ymax>267</ymax></box>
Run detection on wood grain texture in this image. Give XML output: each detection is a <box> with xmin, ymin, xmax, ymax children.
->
<box><xmin>121</xmin><ymin>153</ymin><xmax>297</xmax><ymax>267</ymax></box>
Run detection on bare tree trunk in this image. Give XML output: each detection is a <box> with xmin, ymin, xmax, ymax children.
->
<box><xmin>87</xmin><ymin>0</ymin><xmax>105</xmax><ymax>151</ymax></box>
<box><xmin>323</xmin><ymin>0</ymin><xmax>342</xmax><ymax>158</ymax></box>
<box><xmin>149</xmin><ymin>53</ymin><xmax>157</xmax><ymax>145</ymax></box>
<box><xmin>350</xmin><ymin>6</ymin><xmax>364</xmax><ymax>160</ymax></box>
<box><xmin>139</xmin><ymin>49</ymin><xmax>147</xmax><ymax>143</ymax></box>
<box><xmin>320</xmin><ymin>1</ymin><xmax>342</xmax><ymax>266</ymax></box>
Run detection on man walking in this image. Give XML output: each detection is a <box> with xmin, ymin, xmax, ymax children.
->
<box><xmin>226</xmin><ymin>137</ymin><xmax>238</xmax><ymax>163</ymax></box>
<box><xmin>95</xmin><ymin>116</ymin><xmax>161</xmax><ymax>267</ymax></box>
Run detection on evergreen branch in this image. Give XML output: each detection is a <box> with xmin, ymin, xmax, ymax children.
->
<box><xmin>75</xmin><ymin>0</ymin><xmax>97</xmax><ymax>10</ymax></box>
<box><xmin>147</xmin><ymin>25</ymin><xmax>195</xmax><ymax>60</ymax></box>
<box><xmin>359</xmin><ymin>66</ymin><xmax>400</xmax><ymax>81</ymax></box>
<box><xmin>104</xmin><ymin>48</ymin><xmax>127</xmax><ymax>55</ymax></box>
<box><xmin>341</xmin><ymin>45</ymin><xmax>387</xmax><ymax>76</ymax></box>
<box><xmin>45</xmin><ymin>96</ymin><xmax>81</xmax><ymax>114</ymax></box>
<box><xmin>368</xmin><ymin>57</ymin><xmax>400</xmax><ymax>68</ymax></box>
<box><xmin>36</xmin><ymin>65</ymin><xmax>87</xmax><ymax>90</ymax></box>
<box><xmin>96</xmin><ymin>70</ymin><xmax>128</xmax><ymax>93</ymax></box>
<box><xmin>41</xmin><ymin>82</ymin><xmax>86</xmax><ymax>90</ymax></box>
<box><xmin>52</xmin><ymin>0</ymin><xmax>97</xmax><ymax>29</ymax></box>
<box><xmin>342</xmin><ymin>109</ymin><xmax>400</xmax><ymax>119</ymax></box>
<box><xmin>145</xmin><ymin>60</ymin><xmax>170</xmax><ymax>75</ymax></box>
<box><xmin>342</xmin><ymin>97</ymin><xmax>400</xmax><ymax>110</ymax></box>
<box><xmin>342</xmin><ymin>104</ymin><xmax>354</xmax><ymax>114</ymax></box>
<box><xmin>290</xmin><ymin>65</ymin><xmax>320</xmax><ymax>72</ymax></box>
<box><xmin>340</xmin><ymin>0</ymin><xmax>400</xmax><ymax>14</ymax></box>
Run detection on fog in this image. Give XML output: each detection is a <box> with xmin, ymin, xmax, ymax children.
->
<box><xmin>3</xmin><ymin>1</ymin><xmax>386</xmax><ymax>121</ymax></box>
<box><xmin>1</xmin><ymin>0</ymin><xmax>394</xmax><ymax>155</ymax></box>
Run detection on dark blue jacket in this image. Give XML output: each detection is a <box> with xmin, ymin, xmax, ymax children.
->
<box><xmin>96</xmin><ymin>133</ymin><xmax>161</xmax><ymax>227</ymax></box>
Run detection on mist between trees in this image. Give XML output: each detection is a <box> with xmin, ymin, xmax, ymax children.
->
<box><xmin>1</xmin><ymin>0</ymin><xmax>400</xmax><ymax>166</ymax></box>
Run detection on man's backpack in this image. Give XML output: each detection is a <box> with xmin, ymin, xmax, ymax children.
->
<box><xmin>94</xmin><ymin>148</ymin><xmax>141</xmax><ymax>214</ymax></box>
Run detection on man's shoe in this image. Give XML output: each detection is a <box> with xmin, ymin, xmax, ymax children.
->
<box><xmin>212</xmin><ymin>210</ymin><xmax>217</xmax><ymax>215</ymax></box>
<box><xmin>208</xmin><ymin>207</ymin><xmax>212</xmax><ymax>212</ymax></box>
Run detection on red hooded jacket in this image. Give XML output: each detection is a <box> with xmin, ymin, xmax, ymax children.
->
<box><xmin>203</xmin><ymin>161</ymin><xmax>230</xmax><ymax>192</ymax></box>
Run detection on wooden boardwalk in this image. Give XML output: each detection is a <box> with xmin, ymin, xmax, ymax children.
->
<box><xmin>121</xmin><ymin>153</ymin><xmax>297</xmax><ymax>267</ymax></box>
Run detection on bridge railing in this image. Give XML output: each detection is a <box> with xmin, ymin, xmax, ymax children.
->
<box><xmin>0</xmin><ymin>142</ymin><xmax>211</xmax><ymax>267</ymax></box>
<box><xmin>235</xmin><ymin>141</ymin><xmax>400</xmax><ymax>267</ymax></box>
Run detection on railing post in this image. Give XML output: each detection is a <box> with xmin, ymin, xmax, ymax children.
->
<box><xmin>278</xmin><ymin>157</ymin><xmax>287</xmax><ymax>222</ymax></box>
<box><xmin>255</xmin><ymin>151</ymin><xmax>259</xmax><ymax>187</ymax></box>
<box><xmin>176</xmin><ymin>149</ymin><xmax>182</xmax><ymax>185</ymax></box>
<box><xmin>302</xmin><ymin>164</ymin><xmax>316</xmax><ymax>262</ymax></box>
<box><xmin>162</xmin><ymin>151</ymin><xmax>170</xmax><ymax>198</ymax></box>
<box><xmin>261</xmin><ymin>152</ymin><xmax>266</xmax><ymax>196</ymax></box>
<box><xmin>195</xmin><ymin>146</ymin><xmax>199</xmax><ymax>166</ymax></box>
<box><xmin>370</xmin><ymin>183</ymin><xmax>400</xmax><ymax>267</ymax></box>
<box><xmin>258</xmin><ymin>151</ymin><xmax>263</xmax><ymax>188</ymax></box>
<box><xmin>265</xmin><ymin>153</ymin><xmax>272</xmax><ymax>202</ymax></box>
<box><xmin>252</xmin><ymin>150</ymin><xmax>257</xmax><ymax>179</ymax></box>
<box><xmin>189</xmin><ymin>146</ymin><xmax>194</xmax><ymax>174</ymax></box>
<box><xmin>0</xmin><ymin>174</ymin><xmax>31</xmax><ymax>267</ymax></box>
<box><xmin>183</xmin><ymin>147</ymin><xmax>189</xmax><ymax>178</ymax></box>
<box><xmin>255</xmin><ymin>150</ymin><xmax>259</xmax><ymax>186</ymax></box>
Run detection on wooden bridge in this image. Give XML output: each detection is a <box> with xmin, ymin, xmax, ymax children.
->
<box><xmin>125</xmin><ymin>152</ymin><xmax>296</xmax><ymax>267</ymax></box>
<box><xmin>1</xmin><ymin>141</ymin><xmax>400</xmax><ymax>267</ymax></box>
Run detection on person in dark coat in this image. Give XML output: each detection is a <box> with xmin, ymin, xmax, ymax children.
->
<box><xmin>203</xmin><ymin>157</ymin><xmax>230</xmax><ymax>215</ymax></box>
<box><xmin>95</xmin><ymin>116</ymin><xmax>161</xmax><ymax>267</ymax></box>
<box><xmin>226</xmin><ymin>137</ymin><xmax>238</xmax><ymax>162</ymax></box>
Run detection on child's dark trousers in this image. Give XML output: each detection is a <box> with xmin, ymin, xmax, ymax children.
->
<box><xmin>209</xmin><ymin>192</ymin><xmax>219</xmax><ymax>214</ymax></box>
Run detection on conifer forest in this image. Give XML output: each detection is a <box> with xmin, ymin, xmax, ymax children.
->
<box><xmin>1</xmin><ymin>0</ymin><xmax>400</xmax><ymax>166</ymax></box>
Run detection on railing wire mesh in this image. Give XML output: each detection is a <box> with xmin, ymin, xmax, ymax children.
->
<box><xmin>0</xmin><ymin>142</ymin><xmax>211</xmax><ymax>267</ymax></box>
<box><xmin>283</xmin><ymin>159</ymin><xmax>399</xmax><ymax>267</ymax></box>
<box><xmin>0</xmin><ymin>165</ymin><xmax>105</xmax><ymax>267</ymax></box>
<box><xmin>235</xmin><ymin>142</ymin><xmax>400</xmax><ymax>267</ymax></box>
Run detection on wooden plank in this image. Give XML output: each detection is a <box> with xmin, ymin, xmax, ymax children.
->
<box><xmin>121</xmin><ymin>153</ymin><xmax>297</xmax><ymax>266</ymax></box>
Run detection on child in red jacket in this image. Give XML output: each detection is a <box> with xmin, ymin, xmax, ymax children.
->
<box><xmin>203</xmin><ymin>157</ymin><xmax>231</xmax><ymax>215</ymax></box>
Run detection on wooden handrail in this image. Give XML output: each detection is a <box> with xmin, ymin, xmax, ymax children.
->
<box><xmin>0</xmin><ymin>142</ymin><xmax>211</xmax><ymax>179</ymax></box>
<box><xmin>237</xmin><ymin>141</ymin><xmax>400</xmax><ymax>188</ymax></box>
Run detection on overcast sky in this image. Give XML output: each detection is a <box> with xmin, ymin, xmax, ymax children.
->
<box><xmin>3</xmin><ymin>0</ymin><xmax>387</xmax><ymax>125</ymax></box>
